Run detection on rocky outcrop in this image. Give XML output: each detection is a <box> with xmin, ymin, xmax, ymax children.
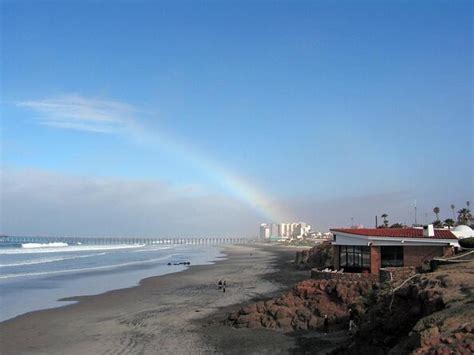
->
<box><xmin>334</xmin><ymin>262</ymin><xmax>474</xmax><ymax>354</ymax></box>
<box><xmin>295</xmin><ymin>242</ymin><xmax>333</xmax><ymax>270</ymax></box>
<box><xmin>227</xmin><ymin>277</ymin><xmax>377</xmax><ymax>332</ymax></box>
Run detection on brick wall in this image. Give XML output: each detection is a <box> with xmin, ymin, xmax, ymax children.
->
<box><xmin>370</xmin><ymin>246</ymin><xmax>381</xmax><ymax>274</ymax></box>
<box><xmin>403</xmin><ymin>245</ymin><xmax>446</xmax><ymax>267</ymax></box>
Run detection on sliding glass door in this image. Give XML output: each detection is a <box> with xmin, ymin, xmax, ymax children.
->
<box><xmin>339</xmin><ymin>245</ymin><xmax>371</xmax><ymax>272</ymax></box>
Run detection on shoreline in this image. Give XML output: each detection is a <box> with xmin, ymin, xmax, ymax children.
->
<box><xmin>0</xmin><ymin>244</ymin><xmax>226</xmax><ymax>323</ymax></box>
<box><xmin>0</xmin><ymin>244</ymin><xmax>311</xmax><ymax>354</ymax></box>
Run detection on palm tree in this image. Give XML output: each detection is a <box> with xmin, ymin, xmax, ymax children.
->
<box><xmin>433</xmin><ymin>220</ymin><xmax>443</xmax><ymax>228</ymax></box>
<box><xmin>457</xmin><ymin>208</ymin><xmax>472</xmax><ymax>225</ymax></box>
<box><xmin>433</xmin><ymin>207</ymin><xmax>440</xmax><ymax>221</ymax></box>
<box><xmin>444</xmin><ymin>218</ymin><xmax>455</xmax><ymax>228</ymax></box>
<box><xmin>450</xmin><ymin>204</ymin><xmax>456</xmax><ymax>220</ymax></box>
<box><xmin>381</xmin><ymin>214</ymin><xmax>389</xmax><ymax>228</ymax></box>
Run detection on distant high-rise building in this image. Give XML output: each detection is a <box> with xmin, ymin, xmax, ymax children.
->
<box><xmin>270</xmin><ymin>223</ymin><xmax>279</xmax><ymax>237</ymax></box>
<box><xmin>278</xmin><ymin>223</ymin><xmax>288</xmax><ymax>237</ymax></box>
<box><xmin>259</xmin><ymin>223</ymin><xmax>270</xmax><ymax>240</ymax></box>
<box><xmin>259</xmin><ymin>221</ymin><xmax>312</xmax><ymax>241</ymax></box>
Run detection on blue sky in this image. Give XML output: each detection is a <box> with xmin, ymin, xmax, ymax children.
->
<box><xmin>1</xmin><ymin>0</ymin><xmax>472</xmax><ymax>236</ymax></box>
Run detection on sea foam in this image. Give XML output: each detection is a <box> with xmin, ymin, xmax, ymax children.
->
<box><xmin>22</xmin><ymin>242</ymin><xmax>69</xmax><ymax>249</ymax></box>
<box><xmin>0</xmin><ymin>252</ymin><xmax>107</xmax><ymax>267</ymax></box>
<box><xmin>0</xmin><ymin>254</ymin><xmax>178</xmax><ymax>279</ymax></box>
<box><xmin>0</xmin><ymin>244</ymin><xmax>145</xmax><ymax>255</ymax></box>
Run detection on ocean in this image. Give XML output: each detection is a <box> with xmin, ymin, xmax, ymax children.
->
<box><xmin>0</xmin><ymin>240</ymin><xmax>225</xmax><ymax>322</ymax></box>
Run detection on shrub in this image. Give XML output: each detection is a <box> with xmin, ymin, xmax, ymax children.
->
<box><xmin>459</xmin><ymin>237</ymin><xmax>474</xmax><ymax>249</ymax></box>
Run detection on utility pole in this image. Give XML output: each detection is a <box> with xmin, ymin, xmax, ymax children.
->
<box><xmin>414</xmin><ymin>200</ymin><xmax>417</xmax><ymax>226</ymax></box>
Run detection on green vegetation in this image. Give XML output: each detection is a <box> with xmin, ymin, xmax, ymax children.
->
<box><xmin>459</xmin><ymin>237</ymin><xmax>474</xmax><ymax>249</ymax></box>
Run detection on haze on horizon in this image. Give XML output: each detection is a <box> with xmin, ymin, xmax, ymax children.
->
<box><xmin>1</xmin><ymin>1</ymin><xmax>472</xmax><ymax>237</ymax></box>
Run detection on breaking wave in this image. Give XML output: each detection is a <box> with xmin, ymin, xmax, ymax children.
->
<box><xmin>21</xmin><ymin>242</ymin><xmax>69</xmax><ymax>249</ymax></box>
<box><xmin>0</xmin><ymin>254</ymin><xmax>178</xmax><ymax>280</ymax></box>
<box><xmin>0</xmin><ymin>244</ymin><xmax>145</xmax><ymax>255</ymax></box>
<box><xmin>0</xmin><ymin>253</ymin><xmax>107</xmax><ymax>267</ymax></box>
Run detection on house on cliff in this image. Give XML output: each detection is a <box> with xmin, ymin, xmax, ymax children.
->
<box><xmin>330</xmin><ymin>225</ymin><xmax>460</xmax><ymax>274</ymax></box>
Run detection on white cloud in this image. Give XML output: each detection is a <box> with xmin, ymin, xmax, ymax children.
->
<box><xmin>0</xmin><ymin>168</ymin><xmax>261</xmax><ymax>237</ymax></box>
<box><xmin>17</xmin><ymin>94</ymin><xmax>138</xmax><ymax>134</ymax></box>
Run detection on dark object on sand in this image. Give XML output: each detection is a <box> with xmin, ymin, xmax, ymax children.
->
<box><xmin>223</xmin><ymin>287</ymin><xmax>226</xmax><ymax>293</ymax></box>
<box><xmin>167</xmin><ymin>262</ymin><xmax>171</xmax><ymax>266</ymax></box>
<box><xmin>218</xmin><ymin>280</ymin><xmax>222</xmax><ymax>289</ymax></box>
<box><xmin>173</xmin><ymin>261</ymin><xmax>191</xmax><ymax>266</ymax></box>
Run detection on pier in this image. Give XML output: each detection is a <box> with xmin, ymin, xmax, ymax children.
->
<box><xmin>0</xmin><ymin>235</ymin><xmax>252</xmax><ymax>246</ymax></box>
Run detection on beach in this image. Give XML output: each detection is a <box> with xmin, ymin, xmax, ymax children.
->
<box><xmin>0</xmin><ymin>244</ymin><xmax>313</xmax><ymax>354</ymax></box>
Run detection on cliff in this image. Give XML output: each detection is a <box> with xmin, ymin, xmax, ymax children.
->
<box><xmin>227</xmin><ymin>276</ymin><xmax>377</xmax><ymax>332</ymax></box>
<box><xmin>336</xmin><ymin>262</ymin><xmax>474</xmax><ymax>354</ymax></box>
<box><xmin>294</xmin><ymin>242</ymin><xmax>333</xmax><ymax>270</ymax></box>
<box><xmin>228</xmin><ymin>255</ymin><xmax>473</xmax><ymax>354</ymax></box>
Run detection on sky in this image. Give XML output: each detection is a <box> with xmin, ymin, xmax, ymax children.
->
<box><xmin>1</xmin><ymin>0</ymin><xmax>472</xmax><ymax>237</ymax></box>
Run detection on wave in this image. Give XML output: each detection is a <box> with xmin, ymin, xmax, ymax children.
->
<box><xmin>0</xmin><ymin>254</ymin><xmax>178</xmax><ymax>280</ymax></box>
<box><xmin>0</xmin><ymin>253</ymin><xmax>107</xmax><ymax>268</ymax></box>
<box><xmin>131</xmin><ymin>245</ymin><xmax>176</xmax><ymax>253</ymax></box>
<box><xmin>21</xmin><ymin>242</ymin><xmax>69</xmax><ymax>249</ymax></box>
<box><xmin>0</xmin><ymin>244</ymin><xmax>146</xmax><ymax>255</ymax></box>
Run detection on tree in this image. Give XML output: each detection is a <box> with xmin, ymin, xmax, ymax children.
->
<box><xmin>433</xmin><ymin>220</ymin><xmax>443</xmax><ymax>228</ymax></box>
<box><xmin>457</xmin><ymin>208</ymin><xmax>472</xmax><ymax>225</ymax></box>
<box><xmin>390</xmin><ymin>223</ymin><xmax>404</xmax><ymax>228</ymax></box>
<box><xmin>381</xmin><ymin>214</ymin><xmax>389</xmax><ymax>228</ymax></box>
<box><xmin>443</xmin><ymin>218</ymin><xmax>455</xmax><ymax>228</ymax></box>
<box><xmin>450</xmin><ymin>204</ymin><xmax>456</xmax><ymax>220</ymax></box>
<box><xmin>433</xmin><ymin>207</ymin><xmax>440</xmax><ymax>221</ymax></box>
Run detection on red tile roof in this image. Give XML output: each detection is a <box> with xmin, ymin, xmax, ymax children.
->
<box><xmin>330</xmin><ymin>228</ymin><xmax>458</xmax><ymax>240</ymax></box>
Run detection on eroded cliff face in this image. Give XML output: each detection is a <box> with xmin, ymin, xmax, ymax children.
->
<box><xmin>343</xmin><ymin>263</ymin><xmax>474</xmax><ymax>355</ymax></box>
<box><xmin>294</xmin><ymin>242</ymin><xmax>333</xmax><ymax>270</ymax></box>
<box><xmin>228</xmin><ymin>257</ymin><xmax>474</xmax><ymax>354</ymax></box>
<box><xmin>227</xmin><ymin>277</ymin><xmax>377</xmax><ymax>332</ymax></box>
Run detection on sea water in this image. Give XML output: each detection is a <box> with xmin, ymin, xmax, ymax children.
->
<box><xmin>0</xmin><ymin>240</ymin><xmax>226</xmax><ymax>321</ymax></box>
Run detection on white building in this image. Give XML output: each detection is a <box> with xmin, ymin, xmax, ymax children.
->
<box><xmin>259</xmin><ymin>221</ymin><xmax>312</xmax><ymax>241</ymax></box>
<box><xmin>259</xmin><ymin>223</ymin><xmax>271</xmax><ymax>240</ymax></box>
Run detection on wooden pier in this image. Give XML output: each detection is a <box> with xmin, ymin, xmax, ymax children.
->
<box><xmin>1</xmin><ymin>235</ymin><xmax>252</xmax><ymax>246</ymax></box>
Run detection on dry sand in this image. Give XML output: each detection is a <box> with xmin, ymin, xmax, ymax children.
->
<box><xmin>0</xmin><ymin>244</ymin><xmax>317</xmax><ymax>354</ymax></box>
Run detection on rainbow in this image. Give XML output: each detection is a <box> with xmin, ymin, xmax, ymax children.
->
<box><xmin>129</xmin><ymin>124</ymin><xmax>291</xmax><ymax>223</ymax></box>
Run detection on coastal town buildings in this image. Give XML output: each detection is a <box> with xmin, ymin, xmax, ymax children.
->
<box><xmin>259</xmin><ymin>222</ymin><xmax>312</xmax><ymax>241</ymax></box>
<box><xmin>330</xmin><ymin>225</ymin><xmax>460</xmax><ymax>274</ymax></box>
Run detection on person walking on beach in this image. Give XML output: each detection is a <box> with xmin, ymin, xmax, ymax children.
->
<box><xmin>323</xmin><ymin>315</ymin><xmax>329</xmax><ymax>335</ymax></box>
<box><xmin>218</xmin><ymin>280</ymin><xmax>222</xmax><ymax>290</ymax></box>
<box><xmin>348</xmin><ymin>308</ymin><xmax>355</xmax><ymax>332</ymax></box>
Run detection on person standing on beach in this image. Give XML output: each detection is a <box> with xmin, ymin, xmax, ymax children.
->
<box><xmin>218</xmin><ymin>280</ymin><xmax>222</xmax><ymax>290</ymax></box>
<box><xmin>323</xmin><ymin>315</ymin><xmax>329</xmax><ymax>335</ymax></box>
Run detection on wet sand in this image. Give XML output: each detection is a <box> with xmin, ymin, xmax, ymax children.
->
<box><xmin>0</xmin><ymin>244</ymin><xmax>345</xmax><ymax>354</ymax></box>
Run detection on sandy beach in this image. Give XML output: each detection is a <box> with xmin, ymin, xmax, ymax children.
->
<box><xmin>0</xmin><ymin>244</ymin><xmax>316</xmax><ymax>354</ymax></box>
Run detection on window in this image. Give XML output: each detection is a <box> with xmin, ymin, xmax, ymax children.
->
<box><xmin>339</xmin><ymin>245</ymin><xmax>370</xmax><ymax>271</ymax></box>
<box><xmin>381</xmin><ymin>246</ymin><xmax>404</xmax><ymax>267</ymax></box>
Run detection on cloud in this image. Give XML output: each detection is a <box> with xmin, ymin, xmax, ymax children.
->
<box><xmin>17</xmin><ymin>94</ymin><xmax>138</xmax><ymax>134</ymax></box>
<box><xmin>0</xmin><ymin>168</ymin><xmax>261</xmax><ymax>237</ymax></box>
